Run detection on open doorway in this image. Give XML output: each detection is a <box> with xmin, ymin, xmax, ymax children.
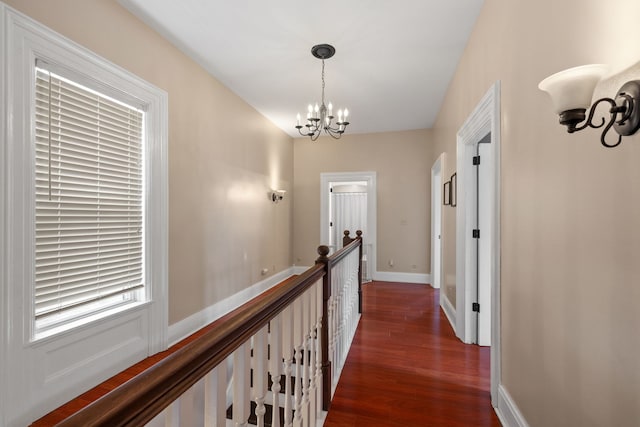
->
<box><xmin>455</xmin><ymin>82</ymin><xmax>501</xmax><ymax>406</ymax></box>
<box><xmin>431</xmin><ymin>154</ymin><xmax>445</xmax><ymax>290</ymax></box>
<box><xmin>320</xmin><ymin>172</ymin><xmax>377</xmax><ymax>282</ymax></box>
<box><xmin>329</xmin><ymin>181</ymin><xmax>367</xmax><ymax>251</ymax></box>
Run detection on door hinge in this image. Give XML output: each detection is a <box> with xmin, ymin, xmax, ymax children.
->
<box><xmin>472</xmin><ymin>155</ymin><xmax>481</xmax><ymax>165</ymax></box>
<box><xmin>472</xmin><ymin>302</ymin><xmax>480</xmax><ymax>312</ymax></box>
<box><xmin>330</xmin><ymin>221</ymin><xmax>333</xmax><ymax>227</ymax></box>
<box><xmin>330</xmin><ymin>188</ymin><xmax>333</xmax><ymax>192</ymax></box>
<box><xmin>472</xmin><ymin>229</ymin><xmax>480</xmax><ymax>238</ymax></box>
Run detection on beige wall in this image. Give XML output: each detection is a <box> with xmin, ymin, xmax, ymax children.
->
<box><xmin>433</xmin><ymin>0</ymin><xmax>640</xmax><ymax>425</ymax></box>
<box><xmin>293</xmin><ymin>130</ymin><xmax>434</xmax><ymax>275</ymax></box>
<box><xmin>5</xmin><ymin>0</ymin><xmax>294</xmax><ymax>325</ymax></box>
<box><xmin>9</xmin><ymin>0</ymin><xmax>640</xmax><ymax>424</ymax></box>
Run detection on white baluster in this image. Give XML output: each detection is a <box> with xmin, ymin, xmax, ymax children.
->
<box><xmin>302</xmin><ymin>288</ymin><xmax>315</xmax><ymax>425</ymax></box>
<box><xmin>269</xmin><ymin>315</ymin><xmax>283</xmax><ymax>427</ymax></box>
<box><xmin>293</xmin><ymin>295</ymin><xmax>303</xmax><ymax>427</ymax></box>
<box><xmin>164</xmin><ymin>399</ymin><xmax>180</xmax><ymax>427</ymax></box>
<box><xmin>308</xmin><ymin>284</ymin><xmax>318</xmax><ymax>425</ymax></box>
<box><xmin>233</xmin><ymin>342</ymin><xmax>250</xmax><ymax>427</ymax></box>
<box><xmin>253</xmin><ymin>326</ymin><xmax>268</xmax><ymax>427</ymax></box>
<box><xmin>281</xmin><ymin>305</ymin><xmax>294</xmax><ymax>427</ymax></box>
<box><xmin>331</xmin><ymin>274</ymin><xmax>339</xmax><ymax>387</ymax></box>
<box><xmin>204</xmin><ymin>359</ymin><xmax>228</xmax><ymax>427</ymax></box>
<box><xmin>180</xmin><ymin>384</ymin><xmax>201</xmax><ymax>426</ymax></box>
<box><xmin>315</xmin><ymin>280</ymin><xmax>323</xmax><ymax>419</ymax></box>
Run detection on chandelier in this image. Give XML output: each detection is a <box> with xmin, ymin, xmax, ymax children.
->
<box><xmin>295</xmin><ymin>44</ymin><xmax>350</xmax><ymax>141</ymax></box>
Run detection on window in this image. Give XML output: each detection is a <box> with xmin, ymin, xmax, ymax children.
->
<box><xmin>33</xmin><ymin>64</ymin><xmax>146</xmax><ymax>336</ymax></box>
<box><xmin>1</xmin><ymin>7</ymin><xmax>168</xmax><ymax>425</ymax></box>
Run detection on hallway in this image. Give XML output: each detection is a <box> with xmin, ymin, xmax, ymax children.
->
<box><xmin>324</xmin><ymin>282</ymin><xmax>501</xmax><ymax>426</ymax></box>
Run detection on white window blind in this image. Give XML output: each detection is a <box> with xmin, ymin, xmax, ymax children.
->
<box><xmin>34</xmin><ymin>66</ymin><xmax>145</xmax><ymax>329</ymax></box>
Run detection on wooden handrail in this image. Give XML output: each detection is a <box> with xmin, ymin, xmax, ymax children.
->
<box><xmin>328</xmin><ymin>233</ymin><xmax>361</xmax><ymax>266</ymax></box>
<box><xmin>57</xmin><ymin>264</ymin><xmax>325</xmax><ymax>427</ymax></box>
<box><xmin>55</xmin><ymin>236</ymin><xmax>363</xmax><ymax>427</ymax></box>
<box><xmin>316</xmin><ymin>235</ymin><xmax>363</xmax><ymax>410</ymax></box>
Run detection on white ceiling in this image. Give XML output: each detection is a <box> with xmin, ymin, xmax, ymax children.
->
<box><xmin>118</xmin><ymin>0</ymin><xmax>485</xmax><ymax>138</ymax></box>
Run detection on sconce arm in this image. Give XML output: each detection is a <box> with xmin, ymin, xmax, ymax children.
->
<box><xmin>571</xmin><ymin>98</ymin><xmax>624</xmax><ymax>147</ymax></box>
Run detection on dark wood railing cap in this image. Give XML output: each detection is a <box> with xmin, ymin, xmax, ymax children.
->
<box><xmin>356</xmin><ymin>230</ymin><xmax>362</xmax><ymax>238</ymax></box>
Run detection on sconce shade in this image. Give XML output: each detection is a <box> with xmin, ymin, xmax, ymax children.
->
<box><xmin>538</xmin><ymin>64</ymin><xmax>609</xmax><ymax>114</ymax></box>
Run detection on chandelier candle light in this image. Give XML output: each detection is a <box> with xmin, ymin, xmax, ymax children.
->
<box><xmin>296</xmin><ymin>44</ymin><xmax>350</xmax><ymax>141</ymax></box>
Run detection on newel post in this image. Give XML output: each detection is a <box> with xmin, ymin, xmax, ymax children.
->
<box><xmin>315</xmin><ymin>245</ymin><xmax>332</xmax><ymax>411</ymax></box>
<box><xmin>356</xmin><ymin>230</ymin><xmax>363</xmax><ymax>314</ymax></box>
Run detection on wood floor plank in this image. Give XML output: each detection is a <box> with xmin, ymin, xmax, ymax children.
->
<box><xmin>323</xmin><ymin>281</ymin><xmax>501</xmax><ymax>427</ymax></box>
<box><xmin>34</xmin><ymin>278</ymin><xmax>500</xmax><ymax>426</ymax></box>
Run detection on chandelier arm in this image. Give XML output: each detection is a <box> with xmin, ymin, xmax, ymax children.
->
<box><xmin>324</xmin><ymin>127</ymin><xmax>343</xmax><ymax>139</ymax></box>
<box><xmin>298</xmin><ymin>127</ymin><xmax>315</xmax><ymax>138</ymax></box>
<box><xmin>325</xmin><ymin>122</ymin><xmax>348</xmax><ymax>134</ymax></box>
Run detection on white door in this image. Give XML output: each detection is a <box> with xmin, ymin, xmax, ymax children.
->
<box><xmin>477</xmin><ymin>138</ymin><xmax>492</xmax><ymax>346</ymax></box>
<box><xmin>320</xmin><ymin>172</ymin><xmax>377</xmax><ymax>280</ymax></box>
<box><xmin>431</xmin><ymin>155</ymin><xmax>444</xmax><ymax>289</ymax></box>
<box><xmin>465</xmin><ymin>133</ymin><xmax>493</xmax><ymax>347</ymax></box>
<box><xmin>331</xmin><ymin>185</ymin><xmax>367</xmax><ymax>250</ymax></box>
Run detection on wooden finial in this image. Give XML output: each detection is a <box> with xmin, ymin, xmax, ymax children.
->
<box><xmin>316</xmin><ymin>245</ymin><xmax>330</xmax><ymax>263</ymax></box>
<box><xmin>343</xmin><ymin>230</ymin><xmax>354</xmax><ymax>247</ymax></box>
<box><xmin>356</xmin><ymin>230</ymin><xmax>363</xmax><ymax>238</ymax></box>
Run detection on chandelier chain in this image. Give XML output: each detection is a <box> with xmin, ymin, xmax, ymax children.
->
<box><xmin>321</xmin><ymin>59</ymin><xmax>325</xmax><ymax>106</ymax></box>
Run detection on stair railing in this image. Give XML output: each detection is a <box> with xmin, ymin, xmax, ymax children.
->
<box><xmin>55</xmin><ymin>235</ymin><xmax>362</xmax><ymax>427</ymax></box>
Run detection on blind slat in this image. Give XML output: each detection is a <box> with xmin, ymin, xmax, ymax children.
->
<box><xmin>34</xmin><ymin>66</ymin><xmax>145</xmax><ymax>329</ymax></box>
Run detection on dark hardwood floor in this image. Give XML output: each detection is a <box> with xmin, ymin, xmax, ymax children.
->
<box><xmin>34</xmin><ymin>279</ymin><xmax>500</xmax><ymax>426</ymax></box>
<box><xmin>323</xmin><ymin>281</ymin><xmax>501</xmax><ymax>427</ymax></box>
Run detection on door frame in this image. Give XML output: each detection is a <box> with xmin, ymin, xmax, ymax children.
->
<box><xmin>430</xmin><ymin>154</ymin><xmax>445</xmax><ymax>290</ymax></box>
<box><xmin>320</xmin><ymin>171</ymin><xmax>377</xmax><ymax>274</ymax></box>
<box><xmin>455</xmin><ymin>82</ymin><xmax>501</xmax><ymax>406</ymax></box>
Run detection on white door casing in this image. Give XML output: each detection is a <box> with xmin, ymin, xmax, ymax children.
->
<box><xmin>320</xmin><ymin>171</ymin><xmax>376</xmax><ymax>277</ymax></box>
<box><xmin>455</xmin><ymin>81</ymin><xmax>501</xmax><ymax>407</ymax></box>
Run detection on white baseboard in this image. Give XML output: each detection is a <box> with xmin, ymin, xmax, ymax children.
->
<box><xmin>496</xmin><ymin>384</ymin><xmax>529</xmax><ymax>427</ymax></box>
<box><xmin>296</xmin><ymin>267</ymin><xmax>432</xmax><ymax>286</ymax></box>
<box><xmin>440</xmin><ymin>294</ymin><xmax>456</xmax><ymax>333</ymax></box>
<box><xmin>291</xmin><ymin>265</ymin><xmax>309</xmax><ymax>275</ymax></box>
<box><xmin>168</xmin><ymin>267</ymin><xmax>297</xmax><ymax>346</ymax></box>
<box><xmin>373</xmin><ymin>271</ymin><xmax>430</xmax><ymax>284</ymax></box>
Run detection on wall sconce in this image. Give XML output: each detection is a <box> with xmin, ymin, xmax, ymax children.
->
<box><xmin>538</xmin><ymin>64</ymin><xmax>640</xmax><ymax>148</ymax></box>
<box><xmin>270</xmin><ymin>190</ymin><xmax>286</xmax><ymax>203</ymax></box>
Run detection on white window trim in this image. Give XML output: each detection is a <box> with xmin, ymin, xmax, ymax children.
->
<box><xmin>0</xmin><ymin>4</ymin><xmax>168</xmax><ymax>426</ymax></box>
